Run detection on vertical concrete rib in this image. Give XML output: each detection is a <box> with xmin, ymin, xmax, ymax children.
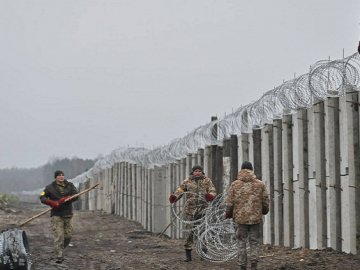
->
<box><xmin>312</xmin><ymin>102</ymin><xmax>327</xmax><ymax>249</ymax></box>
<box><xmin>345</xmin><ymin>90</ymin><xmax>359</xmax><ymax>253</ymax></box>
<box><xmin>261</xmin><ymin>124</ymin><xmax>274</xmax><ymax>245</ymax></box>
<box><xmin>239</xmin><ymin>133</ymin><xmax>250</xmax><ymax>166</ymax></box>
<box><xmin>273</xmin><ymin>119</ymin><xmax>283</xmax><ymax>246</ymax></box>
<box><xmin>223</xmin><ymin>138</ymin><xmax>231</xmax><ymax>191</ymax></box>
<box><xmin>325</xmin><ymin>97</ymin><xmax>342</xmax><ymax>251</ymax></box>
<box><xmin>297</xmin><ymin>109</ymin><xmax>310</xmax><ymax>248</ymax></box>
<box><xmin>253</xmin><ymin>128</ymin><xmax>262</xmax><ymax>180</ymax></box>
<box><xmin>230</xmin><ymin>135</ymin><xmax>238</xmax><ymax>183</ymax></box>
<box><xmin>282</xmin><ymin>114</ymin><xmax>294</xmax><ymax>247</ymax></box>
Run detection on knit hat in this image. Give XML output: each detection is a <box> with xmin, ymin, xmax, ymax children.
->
<box><xmin>241</xmin><ymin>161</ymin><xmax>253</xmax><ymax>171</ymax></box>
<box><xmin>191</xmin><ymin>165</ymin><xmax>203</xmax><ymax>173</ymax></box>
<box><xmin>54</xmin><ymin>170</ymin><xmax>64</xmax><ymax>178</ymax></box>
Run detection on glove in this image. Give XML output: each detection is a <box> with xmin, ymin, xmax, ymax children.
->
<box><xmin>58</xmin><ymin>196</ymin><xmax>72</xmax><ymax>204</ymax></box>
<box><xmin>45</xmin><ymin>199</ymin><xmax>60</xmax><ymax>209</ymax></box>
<box><xmin>169</xmin><ymin>194</ymin><xmax>177</xmax><ymax>204</ymax></box>
<box><xmin>225</xmin><ymin>212</ymin><xmax>232</xmax><ymax>219</ymax></box>
<box><xmin>205</xmin><ymin>193</ymin><xmax>215</xmax><ymax>202</ymax></box>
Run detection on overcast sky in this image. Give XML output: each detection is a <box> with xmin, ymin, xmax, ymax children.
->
<box><xmin>0</xmin><ymin>0</ymin><xmax>359</xmax><ymax>169</ymax></box>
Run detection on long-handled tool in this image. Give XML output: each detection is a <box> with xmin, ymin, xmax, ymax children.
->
<box><xmin>18</xmin><ymin>183</ymin><xmax>99</xmax><ymax>227</ymax></box>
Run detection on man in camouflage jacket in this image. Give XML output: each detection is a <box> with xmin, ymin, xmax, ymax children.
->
<box><xmin>40</xmin><ymin>170</ymin><xmax>78</xmax><ymax>264</ymax></box>
<box><xmin>225</xmin><ymin>161</ymin><xmax>269</xmax><ymax>270</ymax></box>
<box><xmin>169</xmin><ymin>165</ymin><xmax>216</xmax><ymax>262</ymax></box>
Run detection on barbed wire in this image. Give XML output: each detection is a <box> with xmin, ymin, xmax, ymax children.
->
<box><xmin>68</xmin><ymin>53</ymin><xmax>360</xmax><ymax>184</ymax></box>
<box><xmin>171</xmin><ymin>192</ymin><xmax>238</xmax><ymax>262</ymax></box>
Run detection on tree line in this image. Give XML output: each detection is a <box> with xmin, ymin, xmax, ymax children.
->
<box><xmin>0</xmin><ymin>157</ymin><xmax>95</xmax><ymax>193</ymax></box>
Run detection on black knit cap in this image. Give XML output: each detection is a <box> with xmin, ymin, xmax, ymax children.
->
<box><xmin>241</xmin><ymin>161</ymin><xmax>253</xmax><ymax>171</ymax></box>
<box><xmin>191</xmin><ymin>165</ymin><xmax>203</xmax><ymax>172</ymax></box>
<box><xmin>54</xmin><ymin>170</ymin><xmax>64</xmax><ymax>178</ymax></box>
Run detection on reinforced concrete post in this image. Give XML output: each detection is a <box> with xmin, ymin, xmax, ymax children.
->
<box><xmin>83</xmin><ymin>180</ymin><xmax>90</xmax><ymax>210</ymax></box>
<box><xmin>116</xmin><ymin>162</ymin><xmax>123</xmax><ymax>216</ymax></box>
<box><xmin>209</xmin><ymin>145</ymin><xmax>217</xmax><ymax>188</ymax></box>
<box><xmin>152</xmin><ymin>166</ymin><xmax>170</xmax><ymax>234</ymax></box>
<box><xmin>137</xmin><ymin>165</ymin><xmax>142</xmax><ymax>222</ymax></box>
<box><xmin>325</xmin><ymin>97</ymin><xmax>342</xmax><ymax>251</ymax></box>
<box><xmin>239</xmin><ymin>133</ymin><xmax>250</xmax><ymax>167</ymax></box>
<box><xmin>110</xmin><ymin>167</ymin><xmax>115</xmax><ymax>214</ymax></box>
<box><xmin>106</xmin><ymin>169</ymin><xmax>111</xmax><ymax>213</ymax></box>
<box><xmin>186</xmin><ymin>154</ymin><xmax>192</xmax><ymax>176</ymax></box>
<box><xmin>197</xmin><ymin>148</ymin><xmax>204</xmax><ymax>168</ymax></box>
<box><xmin>223</xmin><ymin>138</ymin><xmax>231</xmax><ymax>191</ymax></box>
<box><xmin>96</xmin><ymin>172</ymin><xmax>102</xmax><ymax>211</ymax></box>
<box><xmin>167</xmin><ymin>164</ymin><xmax>174</xmax><ymax>238</ymax></box>
<box><xmin>345</xmin><ymin>90</ymin><xmax>360</xmax><ymax>254</ymax></box>
<box><xmin>273</xmin><ymin>119</ymin><xmax>283</xmax><ymax>246</ymax></box>
<box><xmin>149</xmin><ymin>168</ymin><xmax>154</xmax><ymax>232</ymax></box>
<box><xmin>144</xmin><ymin>168</ymin><xmax>149</xmax><ymax>230</ymax></box>
<box><xmin>230</xmin><ymin>135</ymin><xmax>238</xmax><ymax>183</ymax></box>
<box><xmin>139</xmin><ymin>166</ymin><xmax>144</xmax><ymax>225</ymax></box>
<box><xmin>128</xmin><ymin>164</ymin><xmax>133</xmax><ymax>219</ymax></box>
<box><xmin>204</xmin><ymin>145</ymin><xmax>211</xmax><ymax>178</ymax></box>
<box><xmin>124</xmin><ymin>162</ymin><xmax>129</xmax><ymax>218</ymax></box>
<box><xmin>104</xmin><ymin>169</ymin><xmax>110</xmax><ymax>213</ymax></box>
<box><xmin>253</xmin><ymin>128</ymin><xmax>262</xmax><ymax>180</ymax></box>
<box><xmin>120</xmin><ymin>162</ymin><xmax>125</xmax><ymax>217</ymax></box>
<box><xmin>114</xmin><ymin>163</ymin><xmax>119</xmax><ymax>215</ymax></box>
<box><xmin>142</xmin><ymin>166</ymin><xmax>146</xmax><ymax>227</ymax></box>
<box><xmin>261</xmin><ymin>124</ymin><xmax>274</xmax><ymax>245</ymax></box>
<box><xmin>191</xmin><ymin>153</ymin><xmax>197</xmax><ymax>167</ymax></box>
<box><xmin>174</xmin><ymin>161</ymin><xmax>181</xmax><ymax>239</ymax></box>
<box><xmin>108</xmin><ymin>168</ymin><xmax>113</xmax><ymax>213</ymax></box>
<box><xmin>215</xmin><ymin>145</ymin><xmax>224</xmax><ymax>194</ymax></box>
<box><xmin>282</xmin><ymin>114</ymin><xmax>294</xmax><ymax>247</ymax></box>
<box><xmin>88</xmin><ymin>177</ymin><xmax>96</xmax><ymax>211</ymax></box>
<box><xmin>179</xmin><ymin>158</ymin><xmax>186</xmax><ymax>238</ymax></box>
<box><xmin>313</xmin><ymin>102</ymin><xmax>327</xmax><ymax>249</ymax></box>
<box><xmin>132</xmin><ymin>164</ymin><xmax>137</xmax><ymax>221</ymax></box>
<box><xmin>75</xmin><ymin>183</ymin><xmax>83</xmax><ymax>210</ymax></box>
<box><xmin>296</xmin><ymin>109</ymin><xmax>310</xmax><ymax>248</ymax></box>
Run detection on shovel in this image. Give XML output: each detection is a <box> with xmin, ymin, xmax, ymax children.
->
<box><xmin>17</xmin><ymin>183</ymin><xmax>99</xmax><ymax>227</ymax></box>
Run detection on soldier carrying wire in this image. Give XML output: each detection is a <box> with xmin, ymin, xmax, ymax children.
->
<box><xmin>169</xmin><ymin>165</ymin><xmax>216</xmax><ymax>262</ymax></box>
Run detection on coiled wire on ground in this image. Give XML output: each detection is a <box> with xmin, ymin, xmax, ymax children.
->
<box><xmin>171</xmin><ymin>192</ymin><xmax>238</xmax><ymax>262</ymax></box>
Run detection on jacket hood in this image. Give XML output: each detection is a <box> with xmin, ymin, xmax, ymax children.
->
<box><xmin>237</xmin><ymin>169</ymin><xmax>256</xmax><ymax>182</ymax></box>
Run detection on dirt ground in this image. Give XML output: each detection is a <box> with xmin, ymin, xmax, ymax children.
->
<box><xmin>1</xmin><ymin>203</ymin><xmax>359</xmax><ymax>270</ymax></box>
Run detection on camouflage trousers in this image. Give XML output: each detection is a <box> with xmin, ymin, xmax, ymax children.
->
<box><xmin>184</xmin><ymin>212</ymin><xmax>203</xmax><ymax>250</ymax></box>
<box><xmin>236</xmin><ymin>223</ymin><xmax>261</xmax><ymax>266</ymax></box>
<box><xmin>51</xmin><ymin>216</ymin><xmax>74</xmax><ymax>258</ymax></box>
<box><xmin>184</xmin><ymin>221</ymin><xmax>195</xmax><ymax>250</ymax></box>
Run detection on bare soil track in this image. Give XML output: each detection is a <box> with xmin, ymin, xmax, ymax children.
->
<box><xmin>1</xmin><ymin>204</ymin><xmax>359</xmax><ymax>270</ymax></box>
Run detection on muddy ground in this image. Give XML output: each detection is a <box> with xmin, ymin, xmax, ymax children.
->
<box><xmin>1</xmin><ymin>203</ymin><xmax>359</xmax><ymax>270</ymax></box>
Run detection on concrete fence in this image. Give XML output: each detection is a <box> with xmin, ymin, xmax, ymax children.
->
<box><xmin>77</xmin><ymin>90</ymin><xmax>360</xmax><ymax>254</ymax></box>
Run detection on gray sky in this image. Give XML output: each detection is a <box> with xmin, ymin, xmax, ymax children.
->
<box><xmin>0</xmin><ymin>0</ymin><xmax>359</xmax><ymax>169</ymax></box>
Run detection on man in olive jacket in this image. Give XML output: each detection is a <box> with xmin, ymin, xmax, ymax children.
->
<box><xmin>225</xmin><ymin>161</ymin><xmax>269</xmax><ymax>270</ymax></box>
<box><xmin>40</xmin><ymin>170</ymin><xmax>78</xmax><ymax>263</ymax></box>
<box><xmin>169</xmin><ymin>165</ymin><xmax>216</xmax><ymax>262</ymax></box>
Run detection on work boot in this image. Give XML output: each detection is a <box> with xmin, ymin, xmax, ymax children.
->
<box><xmin>184</xmin><ymin>249</ymin><xmax>192</xmax><ymax>262</ymax></box>
<box><xmin>250</xmin><ymin>262</ymin><xmax>257</xmax><ymax>270</ymax></box>
<box><xmin>64</xmin><ymin>237</ymin><xmax>71</xmax><ymax>248</ymax></box>
<box><xmin>55</xmin><ymin>256</ymin><xmax>64</xmax><ymax>264</ymax></box>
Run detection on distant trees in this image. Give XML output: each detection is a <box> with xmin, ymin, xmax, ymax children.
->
<box><xmin>0</xmin><ymin>157</ymin><xmax>95</xmax><ymax>193</ymax></box>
